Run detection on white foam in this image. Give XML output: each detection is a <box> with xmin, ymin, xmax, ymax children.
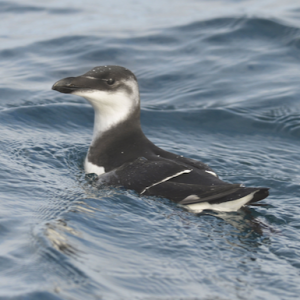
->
<box><xmin>184</xmin><ymin>191</ymin><xmax>258</xmax><ymax>213</ymax></box>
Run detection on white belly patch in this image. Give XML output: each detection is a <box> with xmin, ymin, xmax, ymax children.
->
<box><xmin>84</xmin><ymin>157</ymin><xmax>105</xmax><ymax>175</ymax></box>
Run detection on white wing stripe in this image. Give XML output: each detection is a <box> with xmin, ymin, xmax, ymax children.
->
<box><xmin>205</xmin><ymin>170</ymin><xmax>217</xmax><ymax>177</ymax></box>
<box><xmin>140</xmin><ymin>169</ymin><xmax>192</xmax><ymax>194</ymax></box>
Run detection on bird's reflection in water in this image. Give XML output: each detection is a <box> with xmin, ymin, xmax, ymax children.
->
<box><xmin>203</xmin><ymin>204</ymin><xmax>277</xmax><ymax>237</ymax></box>
<box><xmin>44</xmin><ymin>194</ymin><xmax>276</xmax><ymax>256</ymax></box>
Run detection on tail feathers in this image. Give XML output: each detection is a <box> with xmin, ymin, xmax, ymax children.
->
<box><xmin>248</xmin><ymin>188</ymin><xmax>269</xmax><ymax>204</ymax></box>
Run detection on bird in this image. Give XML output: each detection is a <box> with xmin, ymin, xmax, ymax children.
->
<box><xmin>52</xmin><ymin>65</ymin><xmax>269</xmax><ymax>213</ymax></box>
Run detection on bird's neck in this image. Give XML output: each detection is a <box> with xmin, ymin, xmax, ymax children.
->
<box><xmin>92</xmin><ymin>104</ymin><xmax>142</xmax><ymax>141</ymax></box>
<box><xmin>91</xmin><ymin>104</ymin><xmax>134</xmax><ymax>144</ymax></box>
<box><xmin>86</xmin><ymin>105</ymin><xmax>151</xmax><ymax>171</ymax></box>
<box><xmin>81</xmin><ymin>91</ymin><xmax>140</xmax><ymax>145</ymax></box>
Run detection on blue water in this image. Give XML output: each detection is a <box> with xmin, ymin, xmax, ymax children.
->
<box><xmin>1</xmin><ymin>0</ymin><xmax>300</xmax><ymax>299</ymax></box>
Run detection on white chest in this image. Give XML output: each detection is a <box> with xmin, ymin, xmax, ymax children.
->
<box><xmin>84</xmin><ymin>156</ymin><xmax>105</xmax><ymax>175</ymax></box>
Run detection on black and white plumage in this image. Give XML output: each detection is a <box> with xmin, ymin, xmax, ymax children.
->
<box><xmin>52</xmin><ymin>65</ymin><xmax>269</xmax><ymax>213</ymax></box>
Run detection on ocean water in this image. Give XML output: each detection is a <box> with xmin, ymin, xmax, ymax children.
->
<box><xmin>1</xmin><ymin>0</ymin><xmax>300</xmax><ymax>299</ymax></box>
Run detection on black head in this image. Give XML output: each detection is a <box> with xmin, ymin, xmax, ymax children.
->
<box><xmin>52</xmin><ymin>65</ymin><xmax>137</xmax><ymax>95</ymax></box>
<box><xmin>52</xmin><ymin>65</ymin><xmax>141</xmax><ymax>133</ymax></box>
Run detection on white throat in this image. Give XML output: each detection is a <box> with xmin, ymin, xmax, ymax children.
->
<box><xmin>89</xmin><ymin>91</ymin><xmax>134</xmax><ymax>142</ymax></box>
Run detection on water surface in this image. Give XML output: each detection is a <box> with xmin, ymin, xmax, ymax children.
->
<box><xmin>1</xmin><ymin>0</ymin><xmax>300</xmax><ymax>299</ymax></box>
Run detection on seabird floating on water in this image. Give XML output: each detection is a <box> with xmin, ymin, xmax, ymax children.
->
<box><xmin>52</xmin><ymin>65</ymin><xmax>269</xmax><ymax>213</ymax></box>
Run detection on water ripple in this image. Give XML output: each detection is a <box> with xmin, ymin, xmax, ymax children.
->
<box><xmin>1</xmin><ymin>6</ymin><xmax>300</xmax><ymax>300</ymax></box>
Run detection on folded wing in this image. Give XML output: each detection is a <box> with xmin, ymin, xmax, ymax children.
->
<box><xmin>97</xmin><ymin>157</ymin><xmax>269</xmax><ymax>212</ymax></box>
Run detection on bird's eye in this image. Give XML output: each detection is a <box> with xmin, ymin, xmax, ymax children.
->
<box><xmin>106</xmin><ymin>78</ymin><xmax>115</xmax><ymax>85</ymax></box>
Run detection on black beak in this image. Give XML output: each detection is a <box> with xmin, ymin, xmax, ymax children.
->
<box><xmin>52</xmin><ymin>75</ymin><xmax>106</xmax><ymax>94</ymax></box>
<box><xmin>52</xmin><ymin>77</ymin><xmax>77</xmax><ymax>94</ymax></box>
